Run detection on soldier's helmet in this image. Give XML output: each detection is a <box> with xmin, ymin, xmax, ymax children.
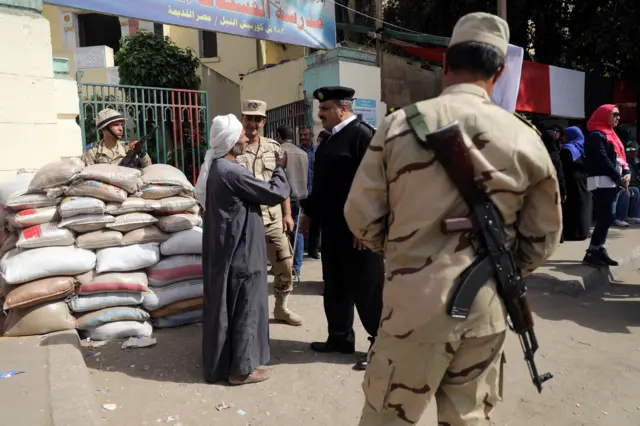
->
<box><xmin>96</xmin><ymin>108</ymin><xmax>126</xmax><ymax>131</ymax></box>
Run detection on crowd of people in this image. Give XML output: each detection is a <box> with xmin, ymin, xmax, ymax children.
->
<box><xmin>538</xmin><ymin>104</ymin><xmax>638</xmax><ymax>267</ymax></box>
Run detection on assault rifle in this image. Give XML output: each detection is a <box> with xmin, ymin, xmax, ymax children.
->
<box><xmin>403</xmin><ymin>105</ymin><xmax>553</xmax><ymax>393</ymax></box>
<box><xmin>119</xmin><ymin>124</ymin><xmax>157</xmax><ymax>169</ymax></box>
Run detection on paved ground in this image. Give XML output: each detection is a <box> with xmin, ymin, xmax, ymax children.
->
<box><xmin>75</xmin><ymin>256</ymin><xmax>640</xmax><ymax>426</ymax></box>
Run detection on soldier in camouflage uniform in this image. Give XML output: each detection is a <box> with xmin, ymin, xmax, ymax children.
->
<box><xmin>344</xmin><ymin>13</ymin><xmax>562</xmax><ymax>425</ymax></box>
<box><xmin>84</xmin><ymin>109</ymin><xmax>152</xmax><ymax>168</ymax></box>
<box><xmin>237</xmin><ymin>100</ymin><xmax>303</xmax><ymax>326</ymax></box>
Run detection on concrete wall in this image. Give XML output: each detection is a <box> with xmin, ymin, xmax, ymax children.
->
<box><xmin>240</xmin><ymin>57</ymin><xmax>306</xmax><ymax>109</ymax></box>
<box><xmin>382</xmin><ymin>52</ymin><xmax>442</xmax><ymax>108</ymax></box>
<box><xmin>200</xmin><ymin>66</ymin><xmax>241</xmax><ymax>119</ymax></box>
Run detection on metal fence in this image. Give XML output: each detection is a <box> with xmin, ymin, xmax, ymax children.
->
<box><xmin>265</xmin><ymin>100</ymin><xmax>312</xmax><ymax>144</ymax></box>
<box><xmin>76</xmin><ymin>71</ymin><xmax>209</xmax><ymax>183</ymax></box>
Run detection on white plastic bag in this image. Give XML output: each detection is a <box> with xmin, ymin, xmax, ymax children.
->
<box><xmin>85</xmin><ymin>321</ymin><xmax>153</xmax><ymax>341</ymax></box>
<box><xmin>96</xmin><ymin>243</ymin><xmax>160</xmax><ymax>273</ymax></box>
<box><xmin>16</xmin><ymin>223</ymin><xmax>75</xmax><ymax>249</ymax></box>
<box><xmin>142</xmin><ymin>279</ymin><xmax>204</xmax><ymax>311</ymax></box>
<box><xmin>0</xmin><ymin>171</ymin><xmax>36</xmax><ymax>224</ymax></box>
<box><xmin>160</xmin><ymin>227</ymin><xmax>202</xmax><ymax>256</ymax></box>
<box><xmin>1</xmin><ymin>246</ymin><xmax>96</xmax><ymax>285</ymax></box>
<box><xmin>67</xmin><ymin>292</ymin><xmax>144</xmax><ymax>313</ymax></box>
<box><xmin>7</xmin><ymin>206</ymin><xmax>60</xmax><ymax>229</ymax></box>
<box><xmin>58</xmin><ymin>214</ymin><xmax>115</xmax><ymax>233</ymax></box>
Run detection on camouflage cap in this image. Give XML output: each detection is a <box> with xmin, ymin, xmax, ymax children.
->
<box><xmin>242</xmin><ymin>100</ymin><xmax>267</xmax><ymax>117</ymax></box>
<box><xmin>449</xmin><ymin>12</ymin><xmax>510</xmax><ymax>55</ymax></box>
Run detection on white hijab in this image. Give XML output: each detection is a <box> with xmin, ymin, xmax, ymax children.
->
<box><xmin>195</xmin><ymin>114</ymin><xmax>243</xmax><ymax>209</ymax></box>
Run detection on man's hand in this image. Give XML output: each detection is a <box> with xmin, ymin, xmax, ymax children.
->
<box><xmin>622</xmin><ymin>174</ymin><xmax>631</xmax><ymax>187</ymax></box>
<box><xmin>283</xmin><ymin>214</ymin><xmax>295</xmax><ymax>233</ymax></box>
<box><xmin>353</xmin><ymin>236</ymin><xmax>366</xmax><ymax>250</ymax></box>
<box><xmin>299</xmin><ymin>215</ymin><xmax>310</xmax><ymax>236</ymax></box>
<box><xmin>275</xmin><ymin>151</ymin><xmax>288</xmax><ymax>169</ymax></box>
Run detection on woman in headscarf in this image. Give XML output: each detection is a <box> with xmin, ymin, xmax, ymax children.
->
<box><xmin>583</xmin><ymin>105</ymin><xmax>629</xmax><ymax>268</ymax></box>
<box><xmin>559</xmin><ymin>126</ymin><xmax>591</xmax><ymax>240</ymax></box>
<box><xmin>198</xmin><ymin>114</ymin><xmax>291</xmax><ymax>386</ymax></box>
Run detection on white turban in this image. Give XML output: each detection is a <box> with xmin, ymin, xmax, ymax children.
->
<box><xmin>195</xmin><ymin>114</ymin><xmax>244</xmax><ymax>209</ymax></box>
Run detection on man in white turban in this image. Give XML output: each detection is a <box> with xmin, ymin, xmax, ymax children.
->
<box><xmin>200</xmin><ymin>114</ymin><xmax>291</xmax><ymax>386</ymax></box>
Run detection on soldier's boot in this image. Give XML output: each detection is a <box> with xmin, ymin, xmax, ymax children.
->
<box><xmin>273</xmin><ymin>292</ymin><xmax>303</xmax><ymax>326</ymax></box>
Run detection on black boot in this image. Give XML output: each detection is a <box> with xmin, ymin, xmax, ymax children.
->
<box><xmin>310</xmin><ymin>339</ymin><xmax>355</xmax><ymax>354</ymax></box>
<box><xmin>583</xmin><ymin>248</ymin><xmax>618</xmax><ymax>268</ymax></box>
<box><xmin>598</xmin><ymin>247</ymin><xmax>619</xmax><ymax>266</ymax></box>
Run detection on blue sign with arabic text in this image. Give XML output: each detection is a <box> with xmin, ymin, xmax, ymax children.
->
<box><xmin>46</xmin><ymin>0</ymin><xmax>336</xmax><ymax>49</ymax></box>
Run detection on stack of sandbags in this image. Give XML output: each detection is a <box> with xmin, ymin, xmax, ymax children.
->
<box><xmin>138</xmin><ymin>165</ymin><xmax>204</xmax><ymax>328</ymax></box>
<box><xmin>1</xmin><ymin>159</ymin><xmax>96</xmax><ymax>337</ymax></box>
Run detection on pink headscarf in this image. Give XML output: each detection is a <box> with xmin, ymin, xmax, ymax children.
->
<box><xmin>587</xmin><ymin>104</ymin><xmax>627</xmax><ymax>168</ymax></box>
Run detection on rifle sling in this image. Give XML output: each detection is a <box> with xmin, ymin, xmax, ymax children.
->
<box><xmin>403</xmin><ymin>103</ymin><xmax>494</xmax><ymax>319</ymax></box>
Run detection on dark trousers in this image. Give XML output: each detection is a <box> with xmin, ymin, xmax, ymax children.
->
<box><xmin>590</xmin><ymin>187</ymin><xmax>619</xmax><ymax>247</ymax></box>
<box><xmin>321</xmin><ymin>228</ymin><xmax>384</xmax><ymax>345</ymax></box>
<box><xmin>307</xmin><ymin>217</ymin><xmax>321</xmax><ymax>255</ymax></box>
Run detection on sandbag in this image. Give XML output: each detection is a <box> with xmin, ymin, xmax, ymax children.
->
<box><xmin>140</xmin><ymin>184</ymin><xmax>185</xmax><ymax>200</ymax></box>
<box><xmin>160</xmin><ymin>227</ymin><xmax>202</xmax><ymax>256</ymax></box>
<box><xmin>5</xmin><ymin>193</ymin><xmax>61</xmax><ymax>211</ymax></box>
<box><xmin>153</xmin><ymin>310</ymin><xmax>202</xmax><ymax>329</ymax></box>
<box><xmin>3</xmin><ymin>276</ymin><xmax>76</xmax><ymax>311</ymax></box>
<box><xmin>141</xmin><ymin>164</ymin><xmax>194</xmax><ymax>193</ymax></box>
<box><xmin>122</xmin><ymin>226</ymin><xmax>169</xmax><ymax>246</ymax></box>
<box><xmin>150</xmin><ymin>297</ymin><xmax>203</xmax><ymax>318</ymax></box>
<box><xmin>78</xmin><ymin>164</ymin><xmax>142</xmax><ymax>194</ymax></box>
<box><xmin>58</xmin><ymin>214</ymin><xmax>115</xmax><ymax>233</ymax></box>
<box><xmin>76</xmin><ymin>230</ymin><xmax>123</xmax><ymax>250</ymax></box>
<box><xmin>16</xmin><ymin>223</ymin><xmax>75</xmax><ymax>249</ymax></box>
<box><xmin>76</xmin><ymin>307</ymin><xmax>149</xmax><ymax>330</ymax></box>
<box><xmin>7</xmin><ymin>206</ymin><xmax>60</xmax><ymax>229</ymax></box>
<box><xmin>66</xmin><ymin>180</ymin><xmax>127</xmax><ymax>203</ymax></box>
<box><xmin>28</xmin><ymin>158</ymin><xmax>84</xmax><ymax>191</ymax></box>
<box><xmin>106</xmin><ymin>212</ymin><xmax>157</xmax><ymax>232</ymax></box>
<box><xmin>59</xmin><ymin>196</ymin><xmax>106</xmax><ymax>218</ymax></box>
<box><xmin>96</xmin><ymin>243</ymin><xmax>160</xmax><ymax>273</ymax></box>
<box><xmin>147</xmin><ymin>255</ymin><xmax>202</xmax><ymax>287</ymax></box>
<box><xmin>148</xmin><ymin>197</ymin><xmax>197</xmax><ymax>215</ymax></box>
<box><xmin>0</xmin><ymin>172</ymin><xmax>36</xmax><ymax>223</ymax></box>
<box><xmin>156</xmin><ymin>213</ymin><xmax>202</xmax><ymax>233</ymax></box>
<box><xmin>67</xmin><ymin>292</ymin><xmax>143</xmax><ymax>313</ymax></box>
<box><xmin>142</xmin><ymin>279</ymin><xmax>203</xmax><ymax>311</ymax></box>
<box><xmin>1</xmin><ymin>246</ymin><xmax>96</xmax><ymax>285</ymax></box>
<box><xmin>0</xmin><ymin>233</ymin><xmax>17</xmax><ymax>258</ymax></box>
<box><xmin>85</xmin><ymin>320</ymin><xmax>152</xmax><ymax>341</ymax></box>
<box><xmin>3</xmin><ymin>301</ymin><xmax>76</xmax><ymax>337</ymax></box>
<box><xmin>105</xmin><ymin>198</ymin><xmax>154</xmax><ymax>215</ymax></box>
<box><xmin>76</xmin><ymin>271</ymin><xmax>149</xmax><ymax>294</ymax></box>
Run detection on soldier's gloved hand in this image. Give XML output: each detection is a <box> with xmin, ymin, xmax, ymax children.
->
<box><xmin>274</xmin><ymin>151</ymin><xmax>288</xmax><ymax>169</ymax></box>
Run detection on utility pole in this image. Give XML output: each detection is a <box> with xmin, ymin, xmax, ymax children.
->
<box><xmin>498</xmin><ymin>0</ymin><xmax>507</xmax><ymax>20</ymax></box>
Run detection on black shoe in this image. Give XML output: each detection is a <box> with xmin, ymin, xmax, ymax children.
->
<box><xmin>354</xmin><ymin>354</ymin><xmax>368</xmax><ymax>371</ymax></box>
<box><xmin>583</xmin><ymin>250</ymin><xmax>613</xmax><ymax>268</ymax></box>
<box><xmin>310</xmin><ymin>340</ymin><xmax>355</xmax><ymax>354</ymax></box>
<box><xmin>308</xmin><ymin>252</ymin><xmax>321</xmax><ymax>259</ymax></box>
<box><xmin>598</xmin><ymin>247</ymin><xmax>619</xmax><ymax>266</ymax></box>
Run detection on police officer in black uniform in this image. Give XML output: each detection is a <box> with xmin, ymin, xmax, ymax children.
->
<box><xmin>300</xmin><ymin>86</ymin><xmax>384</xmax><ymax>371</ymax></box>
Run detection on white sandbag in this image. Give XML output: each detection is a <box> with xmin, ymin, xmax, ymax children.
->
<box><xmin>0</xmin><ymin>171</ymin><xmax>36</xmax><ymax>224</ymax></box>
<box><xmin>85</xmin><ymin>321</ymin><xmax>153</xmax><ymax>341</ymax></box>
<box><xmin>147</xmin><ymin>254</ymin><xmax>202</xmax><ymax>287</ymax></box>
<box><xmin>76</xmin><ymin>230</ymin><xmax>123</xmax><ymax>250</ymax></box>
<box><xmin>160</xmin><ymin>227</ymin><xmax>202</xmax><ymax>256</ymax></box>
<box><xmin>140</xmin><ymin>184</ymin><xmax>184</xmax><ymax>200</ymax></box>
<box><xmin>156</xmin><ymin>213</ymin><xmax>202</xmax><ymax>233</ymax></box>
<box><xmin>141</xmin><ymin>164</ymin><xmax>194</xmax><ymax>193</ymax></box>
<box><xmin>7</xmin><ymin>206</ymin><xmax>60</xmax><ymax>229</ymax></box>
<box><xmin>66</xmin><ymin>180</ymin><xmax>128</xmax><ymax>203</ymax></box>
<box><xmin>59</xmin><ymin>196</ymin><xmax>106</xmax><ymax>218</ymax></box>
<box><xmin>5</xmin><ymin>193</ymin><xmax>61</xmax><ymax>211</ymax></box>
<box><xmin>78</xmin><ymin>164</ymin><xmax>142</xmax><ymax>194</ymax></box>
<box><xmin>58</xmin><ymin>214</ymin><xmax>115</xmax><ymax>233</ymax></box>
<box><xmin>148</xmin><ymin>197</ymin><xmax>197</xmax><ymax>215</ymax></box>
<box><xmin>96</xmin><ymin>243</ymin><xmax>160</xmax><ymax>273</ymax></box>
<box><xmin>153</xmin><ymin>310</ymin><xmax>203</xmax><ymax>329</ymax></box>
<box><xmin>28</xmin><ymin>158</ymin><xmax>84</xmax><ymax>191</ymax></box>
<box><xmin>142</xmin><ymin>279</ymin><xmax>204</xmax><ymax>311</ymax></box>
<box><xmin>16</xmin><ymin>223</ymin><xmax>75</xmax><ymax>249</ymax></box>
<box><xmin>106</xmin><ymin>212</ymin><xmax>157</xmax><ymax>232</ymax></box>
<box><xmin>67</xmin><ymin>292</ymin><xmax>144</xmax><ymax>313</ymax></box>
<box><xmin>1</xmin><ymin>246</ymin><xmax>96</xmax><ymax>285</ymax></box>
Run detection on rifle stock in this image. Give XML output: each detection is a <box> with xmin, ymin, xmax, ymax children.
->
<box><xmin>119</xmin><ymin>124</ymin><xmax>157</xmax><ymax>168</ymax></box>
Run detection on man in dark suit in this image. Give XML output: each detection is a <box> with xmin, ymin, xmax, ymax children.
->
<box><xmin>300</xmin><ymin>86</ymin><xmax>384</xmax><ymax>371</ymax></box>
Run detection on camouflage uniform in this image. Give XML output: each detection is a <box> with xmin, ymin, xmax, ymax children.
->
<box><xmin>344</xmin><ymin>13</ymin><xmax>562</xmax><ymax>425</ymax></box>
<box><xmin>84</xmin><ymin>140</ymin><xmax>152</xmax><ymax>168</ymax></box>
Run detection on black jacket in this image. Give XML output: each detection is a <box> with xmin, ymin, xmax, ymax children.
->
<box><xmin>584</xmin><ymin>131</ymin><xmax>627</xmax><ymax>181</ymax></box>
<box><xmin>541</xmin><ymin>130</ymin><xmax>566</xmax><ymax>198</ymax></box>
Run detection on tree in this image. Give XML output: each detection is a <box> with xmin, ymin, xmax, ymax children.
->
<box><xmin>115</xmin><ymin>31</ymin><xmax>201</xmax><ymax>89</ymax></box>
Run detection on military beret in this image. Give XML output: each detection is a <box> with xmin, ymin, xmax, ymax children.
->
<box><xmin>313</xmin><ymin>86</ymin><xmax>356</xmax><ymax>102</ymax></box>
<box><xmin>449</xmin><ymin>12</ymin><xmax>510</xmax><ymax>55</ymax></box>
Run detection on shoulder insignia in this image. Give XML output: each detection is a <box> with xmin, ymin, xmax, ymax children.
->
<box><xmin>513</xmin><ymin>112</ymin><xmax>541</xmax><ymax>136</ymax></box>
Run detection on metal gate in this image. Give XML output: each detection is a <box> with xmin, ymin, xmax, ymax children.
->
<box><xmin>76</xmin><ymin>71</ymin><xmax>209</xmax><ymax>184</ymax></box>
<box><xmin>264</xmin><ymin>100</ymin><xmax>312</xmax><ymax>144</ymax></box>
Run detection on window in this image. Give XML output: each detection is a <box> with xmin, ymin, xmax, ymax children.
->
<box><xmin>201</xmin><ymin>31</ymin><xmax>218</xmax><ymax>58</ymax></box>
<box><xmin>154</xmin><ymin>23</ymin><xmax>164</xmax><ymax>36</ymax></box>
<box><xmin>77</xmin><ymin>13</ymin><xmax>122</xmax><ymax>53</ymax></box>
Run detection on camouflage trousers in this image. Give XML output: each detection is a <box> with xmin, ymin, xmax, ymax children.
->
<box><xmin>358</xmin><ymin>328</ymin><xmax>506</xmax><ymax>426</ymax></box>
<box><xmin>264</xmin><ymin>221</ymin><xmax>294</xmax><ymax>295</ymax></box>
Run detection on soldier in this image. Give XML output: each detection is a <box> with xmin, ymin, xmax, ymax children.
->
<box><xmin>344</xmin><ymin>12</ymin><xmax>562</xmax><ymax>425</ymax></box>
<box><xmin>84</xmin><ymin>108</ymin><xmax>152</xmax><ymax>168</ymax></box>
<box><xmin>237</xmin><ymin>100</ymin><xmax>303</xmax><ymax>326</ymax></box>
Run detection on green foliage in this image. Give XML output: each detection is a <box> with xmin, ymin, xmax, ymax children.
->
<box><xmin>115</xmin><ymin>31</ymin><xmax>201</xmax><ymax>89</ymax></box>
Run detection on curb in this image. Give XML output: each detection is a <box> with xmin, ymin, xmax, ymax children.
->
<box><xmin>43</xmin><ymin>330</ymin><xmax>103</xmax><ymax>426</ymax></box>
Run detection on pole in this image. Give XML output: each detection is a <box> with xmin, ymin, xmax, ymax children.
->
<box><xmin>374</xmin><ymin>0</ymin><xmax>384</xmax><ymax>100</ymax></box>
<box><xmin>498</xmin><ymin>0</ymin><xmax>507</xmax><ymax>20</ymax></box>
